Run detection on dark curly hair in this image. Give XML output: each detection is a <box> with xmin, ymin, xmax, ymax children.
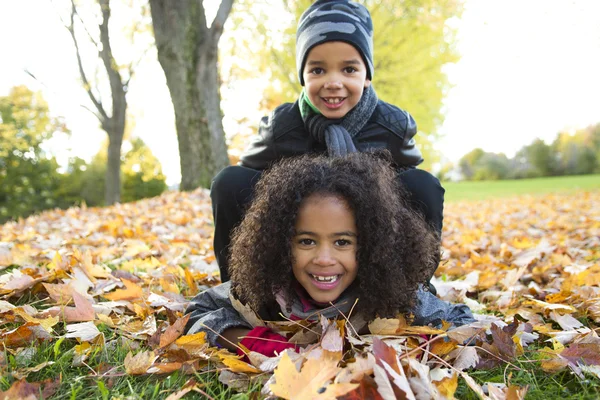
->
<box><xmin>229</xmin><ymin>151</ymin><xmax>439</xmax><ymax>319</ymax></box>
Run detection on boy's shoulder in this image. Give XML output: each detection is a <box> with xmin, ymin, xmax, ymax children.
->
<box><xmin>370</xmin><ymin>100</ymin><xmax>415</xmax><ymax>137</ymax></box>
<box><xmin>263</xmin><ymin>101</ymin><xmax>304</xmax><ymax>140</ymax></box>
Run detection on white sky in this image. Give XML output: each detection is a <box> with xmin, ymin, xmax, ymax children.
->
<box><xmin>1</xmin><ymin>0</ymin><xmax>600</xmax><ymax>184</ymax></box>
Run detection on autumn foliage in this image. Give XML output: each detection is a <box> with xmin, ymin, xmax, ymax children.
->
<box><xmin>0</xmin><ymin>189</ymin><xmax>599</xmax><ymax>398</ymax></box>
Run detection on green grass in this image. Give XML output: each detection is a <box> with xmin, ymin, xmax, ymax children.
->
<box><xmin>1</xmin><ymin>322</ymin><xmax>261</xmax><ymax>399</ymax></box>
<box><xmin>442</xmin><ymin>174</ymin><xmax>600</xmax><ymax>202</ymax></box>
<box><xmin>455</xmin><ymin>356</ymin><xmax>600</xmax><ymax>400</ymax></box>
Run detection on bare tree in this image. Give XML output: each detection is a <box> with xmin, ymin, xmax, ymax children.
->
<box><xmin>149</xmin><ymin>0</ymin><xmax>232</xmax><ymax>190</ymax></box>
<box><xmin>62</xmin><ymin>0</ymin><xmax>133</xmax><ymax>205</ymax></box>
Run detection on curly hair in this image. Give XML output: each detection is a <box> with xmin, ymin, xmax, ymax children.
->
<box><xmin>229</xmin><ymin>151</ymin><xmax>439</xmax><ymax>319</ymax></box>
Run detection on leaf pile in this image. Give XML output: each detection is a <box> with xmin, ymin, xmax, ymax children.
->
<box><xmin>0</xmin><ymin>189</ymin><xmax>599</xmax><ymax>399</ymax></box>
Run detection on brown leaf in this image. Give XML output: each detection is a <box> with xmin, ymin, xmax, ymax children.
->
<box><xmin>0</xmin><ymin>379</ymin><xmax>40</xmax><ymax>400</ymax></box>
<box><xmin>372</xmin><ymin>337</ymin><xmax>401</xmax><ymax>375</ymax></box>
<box><xmin>561</xmin><ymin>343</ymin><xmax>600</xmax><ymax>366</ymax></box>
<box><xmin>337</xmin><ymin>375</ymin><xmax>383</xmax><ymax>400</ymax></box>
<box><xmin>159</xmin><ymin>314</ymin><xmax>190</xmax><ymax>348</ymax></box>
<box><xmin>1</xmin><ymin>323</ymin><xmax>52</xmax><ymax>348</ymax></box>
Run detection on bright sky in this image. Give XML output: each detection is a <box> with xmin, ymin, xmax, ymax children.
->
<box><xmin>1</xmin><ymin>0</ymin><xmax>600</xmax><ymax>184</ymax></box>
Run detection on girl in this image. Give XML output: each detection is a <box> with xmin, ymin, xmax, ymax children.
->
<box><xmin>186</xmin><ymin>152</ymin><xmax>472</xmax><ymax>357</ymax></box>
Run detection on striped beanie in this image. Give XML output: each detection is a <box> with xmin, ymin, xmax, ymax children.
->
<box><xmin>296</xmin><ymin>0</ymin><xmax>374</xmax><ymax>86</ymax></box>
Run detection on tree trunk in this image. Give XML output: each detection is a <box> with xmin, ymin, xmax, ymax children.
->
<box><xmin>149</xmin><ymin>0</ymin><xmax>232</xmax><ymax>190</ymax></box>
<box><xmin>105</xmin><ymin>132</ymin><xmax>123</xmax><ymax>205</ymax></box>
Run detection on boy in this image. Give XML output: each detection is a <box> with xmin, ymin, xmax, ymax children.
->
<box><xmin>211</xmin><ymin>0</ymin><xmax>444</xmax><ymax>283</ymax></box>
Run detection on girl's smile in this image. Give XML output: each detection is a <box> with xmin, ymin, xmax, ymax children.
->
<box><xmin>292</xmin><ymin>193</ymin><xmax>358</xmax><ymax>304</ymax></box>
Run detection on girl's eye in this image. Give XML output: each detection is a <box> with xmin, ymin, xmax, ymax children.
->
<box><xmin>298</xmin><ymin>238</ymin><xmax>315</xmax><ymax>246</ymax></box>
<box><xmin>343</xmin><ymin>67</ymin><xmax>357</xmax><ymax>74</ymax></box>
<box><xmin>310</xmin><ymin>67</ymin><xmax>324</xmax><ymax>75</ymax></box>
<box><xmin>335</xmin><ymin>239</ymin><xmax>352</xmax><ymax>246</ymax></box>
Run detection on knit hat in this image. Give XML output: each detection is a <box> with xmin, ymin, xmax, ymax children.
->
<box><xmin>296</xmin><ymin>0</ymin><xmax>374</xmax><ymax>86</ymax></box>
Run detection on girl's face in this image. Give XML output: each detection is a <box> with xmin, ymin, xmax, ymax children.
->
<box><xmin>292</xmin><ymin>193</ymin><xmax>358</xmax><ymax>304</ymax></box>
<box><xmin>302</xmin><ymin>41</ymin><xmax>371</xmax><ymax>119</ymax></box>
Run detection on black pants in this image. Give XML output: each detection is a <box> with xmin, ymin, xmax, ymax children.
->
<box><xmin>210</xmin><ymin>165</ymin><xmax>445</xmax><ymax>283</ymax></box>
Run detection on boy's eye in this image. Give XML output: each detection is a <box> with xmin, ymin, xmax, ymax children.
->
<box><xmin>343</xmin><ymin>67</ymin><xmax>357</xmax><ymax>73</ymax></box>
<box><xmin>310</xmin><ymin>67</ymin><xmax>324</xmax><ymax>75</ymax></box>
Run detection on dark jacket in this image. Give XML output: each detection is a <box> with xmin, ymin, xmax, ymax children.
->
<box><xmin>185</xmin><ymin>281</ymin><xmax>475</xmax><ymax>347</ymax></box>
<box><xmin>240</xmin><ymin>100</ymin><xmax>423</xmax><ymax>170</ymax></box>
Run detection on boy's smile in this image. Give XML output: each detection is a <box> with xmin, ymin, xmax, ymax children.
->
<box><xmin>292</xmin><ymin>193</ymin><xmax>358</xmax><ymax>304</ymax></box>
<box><xmin>302</xmin><ymin>41</ymin><xmax>371</xmax><ymax>119</ymax></box>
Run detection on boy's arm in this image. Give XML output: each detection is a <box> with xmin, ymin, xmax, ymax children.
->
<box><xmin>184</xmin><ymin>282</ymin><xmax>253</xmax><ymax>347</ymax></box>
<box><xmin>394</xmin><ymin>111</ymin><xmax>423</xmax><ymax>167</ymax></box>
<box><xmin>239</xmin><ymin>115</ymin><xmax>278</xmax><ymax>170</ymax></box>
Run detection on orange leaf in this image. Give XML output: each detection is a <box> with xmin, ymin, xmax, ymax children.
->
<box><xmin>104</xmin><ymin>279</ymin><xmax>143</xmax><ymax>301</ymax></box>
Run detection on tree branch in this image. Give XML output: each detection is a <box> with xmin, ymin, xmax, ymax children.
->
<box><xmin>98</xmin><ymin>0</ymin><xmax>127</xmax><ymax>132</ymax></box>
<box><xmin>67</xmin><ymin>0</ymin><xmax>108</xmax><ymax>124</ymax></box>
<box><xmin>210</xmin><ymin>0</ymin><xmax>234</xmax><ymax>39</ymax></box>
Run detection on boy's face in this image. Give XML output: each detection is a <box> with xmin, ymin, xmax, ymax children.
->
<box><xmin>302</xmin><ymin>41</ymin><xmax>371</xmax><ymax>119</ymax></box>
<box><xmin>292</xmin><ymin>193</ymin><xmax>358</xmax><ymax>304</ymax></box>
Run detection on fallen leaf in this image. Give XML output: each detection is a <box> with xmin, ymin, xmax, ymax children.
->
<box><xmin>65</xmin><ymin>321</ymin><xmax>102</xmax><ymax>342</ymax></box>
<box><xmin>269</xmin><ymin>352</ymin><xmax>357</xmax><ymax>400</ymax></box>
<box><xmin>124</xmin><ymin>350</ymin><xmax>158</xmax><ymax>375</ymax></box>
<box><xmin>219</xmin><ymin>352</ymin><xmax>262</xmax><ymax>374</ymax></box>
<box><xmin>104</xmin><ymin>279</ymin><xmax>144</xmax><ymax>301</ymax></box>
<box><xmin>0</xmin><ymin>379</ymin><xmax>40</xmax><ymax>400</ymax></box>
<box><xmin>159</xmin><ymin>314</ymin><xmax>190</xmax><ymax>348</ymax></box>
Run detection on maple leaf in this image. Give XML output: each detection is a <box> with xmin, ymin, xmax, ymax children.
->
<box><xmin>47</xmin><ymin>290</ymin><xmax>96</xmax><ymax>322</ymax></box>
<box><xmin>269</xmin><ymin>352</ymin><xmax>358</xmax><ymax>400</ymax></box>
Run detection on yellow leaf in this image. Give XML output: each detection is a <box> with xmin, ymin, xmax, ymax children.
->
<box><xmin>218</xmin><ymin>353</ymin><xmax>262</xmax><ymax>374</ymax></box>
<box><xmin>124</xmin><ymin>350</ymin><xmax>158</xmax><ymax>375</ymax></box>
<box><xmin>270</xmin><ymin>352</ymin><xmax>357</xmax><ymax>400</ymax></box>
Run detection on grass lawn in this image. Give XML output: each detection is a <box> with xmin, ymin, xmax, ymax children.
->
<box><xmin>442</xmin><ymin>174</ymin><xmax>600</xmax><ymax>202</ymax></box>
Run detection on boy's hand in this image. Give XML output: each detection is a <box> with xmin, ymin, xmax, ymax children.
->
<box><xmin>237</xmin><ymin>326</ymin><xmax>299</xmax><ymax>359</ymax></box>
